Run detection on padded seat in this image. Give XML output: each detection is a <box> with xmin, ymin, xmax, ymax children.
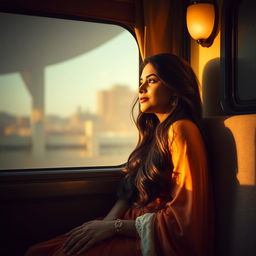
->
<box><xmin>203</xmin><ymin>115</ymin><xmax>256</xmax><ymax>256</ymax></box>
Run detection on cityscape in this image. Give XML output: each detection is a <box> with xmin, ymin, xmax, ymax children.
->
<box><xmin>0</xmin><ymin>85</ymin><xmax>139</xmax><ymax>170</ymax></box>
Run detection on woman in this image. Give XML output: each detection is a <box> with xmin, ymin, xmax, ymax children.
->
<box><xmin>26</xmin><ymin>53</ymin><xmax>213</xmax><ymax>256</ymax></box>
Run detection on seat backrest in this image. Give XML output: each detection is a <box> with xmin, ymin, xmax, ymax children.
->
<box><xmin>203</xmin><ymin>114</ymin><xmax>256</xmax><ymax>256</ymax></box>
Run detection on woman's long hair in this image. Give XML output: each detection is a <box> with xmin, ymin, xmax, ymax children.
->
<box><xmin>118</xmin><ymin>53</ymin><xmax>202</xmax><ymax>207</ymax></box>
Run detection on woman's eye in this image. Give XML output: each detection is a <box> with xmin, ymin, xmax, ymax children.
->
<box><xmin>139</xmin><ymin>77</ymin><xmax>158</xmax><ymax>87</ymax></box>
<box><xmin>148</xmin><ymin>78</ymin><xmax>157</xmax><ymax>84</ymax></box>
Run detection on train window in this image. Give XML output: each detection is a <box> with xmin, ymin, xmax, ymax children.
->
<box><xmin>236</xmin><ymin>0</ymin><xmax>256</xmax><ymax>102</ymax></box>
<box><xmin>0</xmin><ymin>12</ymin><xmax>139</xmax><ymax>170</ymax></box>
<box><xmin>221</xmin><ymin>0</ymin><xmax>256</xmax><ymax>113</ymax></box>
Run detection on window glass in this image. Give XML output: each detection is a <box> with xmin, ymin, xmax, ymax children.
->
<box><xmin>0</xmin><ymin>13</ymin><xmax>139</xmax><ymax>170</ymax></box>
<box><xmin>236</xmin><ymin>0</ymin><xmax>256</xmax><ymax>101</ymax></box>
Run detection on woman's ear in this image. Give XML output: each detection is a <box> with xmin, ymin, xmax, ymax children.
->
<box><xmin>170</xmin><ymin>95</ymin><xmax>179</xmax><ymax>107</ymax></box>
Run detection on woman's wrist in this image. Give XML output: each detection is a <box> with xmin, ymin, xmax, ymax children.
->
<box><xmin>111</xmin><ymin>219</ymin><xmax>136</xmax><ymax>237</ymax></box>
<box><xmin>105</xmin><ymin>219</ymin><xmax>124</xmax><ymax>236</ymax></box>
<box><xmin>114</xmin><ymin>219</ymin><xmax>123</xmax><ymax>234</ymax></box>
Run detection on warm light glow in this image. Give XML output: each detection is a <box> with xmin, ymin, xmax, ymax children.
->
<box><xmin>31</xmin><ymin>109</ymin><xmax>43</xmax><ymax>122</ymax></box>
<box><xmin>186</xmin><ymin>3</ymin><xmax>215</xmax><ymax>41</ymax></box>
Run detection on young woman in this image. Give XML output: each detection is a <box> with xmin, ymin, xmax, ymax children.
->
<box><xmin>26</xmin><ymin>53</ymin><xmax>213</xmax><ymax>256</ymax></box>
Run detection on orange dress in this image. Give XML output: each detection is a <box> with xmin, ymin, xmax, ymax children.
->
<box><xmin>26</xmin><ymin>120</ymin><xmax>213</xmax><ymax>256</ymax></box>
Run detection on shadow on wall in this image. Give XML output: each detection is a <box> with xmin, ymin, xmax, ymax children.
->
<box><xmin>203</xmin><ymin>117</ymin><xmax>239</xmax><ymax>256</ymax></box>
<box><xmin>202</xmin><ymin>56</ymin><xmax>256</xmax><ymax>255</ymax></box>
<box><xmin>202</xmin><ymin>58</ymin><xmax>238</xmax><ymax>255</ymax></box>
<box><xmin>202</xmin><ymin>57</ymin><xmax>224</xmax><ymax>117</ymax></box>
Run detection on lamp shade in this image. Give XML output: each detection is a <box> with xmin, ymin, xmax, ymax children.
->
<box><xmin>186</xmin><ymin>3</ymin><xmax>215</xmax><ymax>41</ymax></box>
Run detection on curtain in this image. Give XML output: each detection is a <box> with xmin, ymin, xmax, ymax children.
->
<box><xmin>134</xmin><ymin>0</ymin><xmax>184</xmax><ymax>60</ymax></box>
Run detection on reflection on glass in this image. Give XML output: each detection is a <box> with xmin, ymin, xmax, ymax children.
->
<box><xmin>0</xmin><ymin>13</ymin><xmax>139</xmax><ymax>170</ymax></box>
<box><xmin>236</xmin><ymin>0</ymin><xmax>256</xmax><ymax>101</ymax></box>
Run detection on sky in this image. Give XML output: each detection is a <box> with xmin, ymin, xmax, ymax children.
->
<box><xmin>0</xmin><ymin>18</ymin><xmax>139</xmax><ymax>118</ymax></box>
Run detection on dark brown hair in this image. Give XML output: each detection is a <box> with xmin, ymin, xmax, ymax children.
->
<box><xmin>118</xmin><ymin>53</ymin><xmax>202</xmax><ymax>206</ymax></box>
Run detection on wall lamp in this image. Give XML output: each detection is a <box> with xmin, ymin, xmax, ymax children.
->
<box><xmin>186</xmin><ymin>1</ymin><xmax>218</xmax><ymax>47</ymax></box>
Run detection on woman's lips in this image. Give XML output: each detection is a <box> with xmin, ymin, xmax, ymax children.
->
<box><xmin>139</xmin><ymin>97</ymin><xmax>149</xmax><ymax>103</ymax></box>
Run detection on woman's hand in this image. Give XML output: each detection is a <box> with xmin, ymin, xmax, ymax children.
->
<box><xmin>62</xmin><ymin>220</ymin><xmax>115</xmax><ymax>255</ymax></box>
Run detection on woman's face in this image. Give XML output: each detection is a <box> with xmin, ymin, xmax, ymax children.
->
<box><xmin>139</xmin><ymin>63</ymin><xmax>174</xmax><ymax>119</ymax></box>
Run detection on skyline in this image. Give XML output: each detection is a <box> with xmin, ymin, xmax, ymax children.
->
<box><xmin>0</xmin><ymin>84</ymin><xmax>138</xmax><ymax>139</ymax></box>
<box><xmin>0</xmin><ymin>22</ymin><xmax>139</xmax><ymax>118</ymax></box>
<box><xmin>0</xmin><ymin>84</ymin><xmax>138</xmax><ymax>169</ymax></box>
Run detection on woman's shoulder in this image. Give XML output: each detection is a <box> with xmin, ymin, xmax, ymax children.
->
<box><xmin>168</xmin><ymin>119</ymin><xmax>201</xmax><ymax>141</ymax></box>
<box><xmin>169</xmin><ymin>119</ymin><xmax>199</xmax><ymax>133</ymax></box>
<box><xmin>172</xmin><ymin>119</ymin><xmax>197</xmax><ymax>130</ymax></box>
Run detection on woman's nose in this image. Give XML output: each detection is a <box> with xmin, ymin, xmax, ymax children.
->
<box><xmin>138</xmin><ymin>82</ymin><xmax>147</xmax><ymax>93</ymax></box>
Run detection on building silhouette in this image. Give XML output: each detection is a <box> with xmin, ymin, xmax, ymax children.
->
<box><xmin>97</xmin><ymin>85</ymin><xmax>136</xmax><ymax>133</ymax></box>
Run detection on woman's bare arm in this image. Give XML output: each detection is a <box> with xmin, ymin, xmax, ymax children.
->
<box><xmin>104</xmin><ymin>199</ymin><xmax>130</xmax><ymax>220</ymax></box>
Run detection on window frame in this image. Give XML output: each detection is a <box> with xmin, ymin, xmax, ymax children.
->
<box><xmin>221</xmin><ymin>0</ymin><xmax>256</xmax><ymax>114</ymax></box>
<box><xmin>0</xmin><ymin>10</ymin><xmax>139</xmax><ymax>172</ymax></box>
<box><xmin>0</xmin><ymin>5</ymin><xmax>135</xmax><ymax>255</ymax></box>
